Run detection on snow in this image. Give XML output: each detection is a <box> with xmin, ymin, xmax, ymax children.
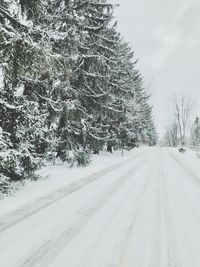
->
<box><xmin>0</xmin><ymin>148</ymin><xmax>146</xmax><ymax>217</ymax></box>
<box><xmin>167</xmin><ymin>147</ymin><xmax>200</xmax><ymax>176</ymax></box>
<box><xmin>14</xmin><ymin>83</ymin><xmax>25</xmax><ymax>97</ymax></box>
<box><xmin>2</xmin><ymin>147</ymin><xmax>200</xmax><ymax>266</ymax></box>
<box><xmin>0</xmin><ymin>67</ymin><xmax>3</xmax><ymax>89</ymax></box>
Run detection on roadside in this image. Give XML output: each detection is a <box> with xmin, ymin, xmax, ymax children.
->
<box><xmin>0</xmin><ymin>147</ymin><xmax>148</xmax><ymax>217</ymax></box>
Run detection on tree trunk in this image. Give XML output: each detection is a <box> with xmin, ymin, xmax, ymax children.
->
<box><xmin>107</xmin><ymin>143</ymin><xmax>113</xmax><ymax>153</ymax></box>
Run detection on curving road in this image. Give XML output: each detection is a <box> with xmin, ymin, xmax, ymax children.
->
<box><xmin>1</xmin><ymin>148</ymin><xmax>200</xmax><ymax>267</ymax></box>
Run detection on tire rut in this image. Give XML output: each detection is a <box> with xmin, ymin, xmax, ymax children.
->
<box><xmin>0</xmin><ymin>151</ymin><xmax>147</xmax><ymax>233</ymax></box>
<box><xmin>162</xmin><ymin>170</ymin><xmax>181</xmax><ymax>267</ymax></box>
<box><xmin>119</xmin><ymin>172</ymin><xmax>152</xmax><ymax>267</ymax></box>
<box><xmin>18</xmin><ymin>154</ymin><xmax>148</xmax><ymax>267</ymax></box>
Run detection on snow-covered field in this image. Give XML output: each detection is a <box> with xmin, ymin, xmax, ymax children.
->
<box><xmin>1</xmin><ymin>147</ymin><xmax>200</xmax><ymax>266</ymax></box>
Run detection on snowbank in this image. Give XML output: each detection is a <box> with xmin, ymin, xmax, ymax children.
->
<box><xmin>0</xmin><ymin>148</ymin><xmax>147</xmax><ymax>216</ymax></box>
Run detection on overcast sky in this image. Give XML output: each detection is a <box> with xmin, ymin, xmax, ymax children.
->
<box><xmin>112</xmin><ymin>0</ymin><xmax>200</xmax><ymax>137</ymax></box>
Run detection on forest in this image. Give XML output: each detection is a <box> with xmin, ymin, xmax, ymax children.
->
<box><xmin>0</xmin><ymin>0</ymin><xmax>157</xmax><ymax>194</ymax></box>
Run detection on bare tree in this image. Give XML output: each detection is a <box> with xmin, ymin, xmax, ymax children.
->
<box><xmin>172</xmin><ymin>95</ymin><xmax>194</xmax><ymax>146</ymax></box>
<box><xmin>164</xmin><ymin>122</ymin><xmax>178</xmax><ymax>147</ymax></box>
<box><xmin>170</xmin><ymin>122</ymin><xmax>179</xmax><ymax>146</ymax></box>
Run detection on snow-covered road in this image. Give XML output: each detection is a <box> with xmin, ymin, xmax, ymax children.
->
<box><xmin>1</xmin><ymin>147</ymin><xmax>200</xmax><ymax>267</ymax></box>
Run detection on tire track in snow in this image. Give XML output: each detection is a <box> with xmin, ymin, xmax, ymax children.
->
<box><xmin>0</xmin><ymin>153</ymin><xmax>149</xmax><ymax>256</ymax></box>
<box><xmin>0</xmin><ymin>151</ymin><xmax>147</xmax><ymax>233</ymax></box>
<box><xmin>168</xmin><ymin>151</ymin><xmax>200</xmax><ymax>227</ymax></box>
<box><xmin>168</xmin><ymin>151</ymin><xmax>200</xmax><ymax>189</ymax></box>
<box><xmin>147</xmin><ymin>165</ymin><xmax>162</xmax><ymax>267</ymax></box>
<box><xmin>161</xmin><ymin>157</ymin><xmax>185</xmax><ymax>267</ymax></box>
<box><xmin>166</xmin><ymin>152</ymin><xmax>200</xmax><ymax>267</ymax></box>
<box><xmin>17</xmin><ymin>154</ymin><xmax>150</xmax><ymax>267</ymax></box>
<box><xmin>55</xmin><ymin>159</ymin><xmax>153</xmax><ymax>267</ymax></box>
<box><xmin>119</xmin><ymin>175</ymin><xmax>153</xmax><ymax>267</ymax></box>
<box><xmin>162</xmin><ymin>150</ymin><xmax>190</xmax><ymax>267</ymax></box>
<box><xmin>162</xmin><ymin>173</ymin><xmax>180</xmax><ymax>266</ymax></box>
<box><xmin>71</xmin><ymin>151</ymin><xmax>161</xmax><ymax>267</ymax></box>
<box><xmin>118</xmin><ymin>153</ymin><xmax>159</xmax><ymax>267</ymax></box>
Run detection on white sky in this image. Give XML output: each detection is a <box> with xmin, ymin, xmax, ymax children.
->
<box><xmin>112</xmin><ymin>0</ymin><xmax>200</xmax><ymax>137</ymax></box>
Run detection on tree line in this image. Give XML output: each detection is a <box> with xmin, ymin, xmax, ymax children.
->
<box><xmin>0</xmin><ymin>0</ymin><xmax>157</xmax><ymax>193</ymax></box>
<box><xmin>163</xmin><ymin>95</ymin><xmax>200</xmax><ymax>149</ymax></box>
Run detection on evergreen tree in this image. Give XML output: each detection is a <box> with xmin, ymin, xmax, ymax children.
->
<box><xmin>0</xmin><ymin>0</ymin><xmax>55</xmax><ymax>186</ymax></box>
<box><xmin>0</xmin><ymin>0</ymin><xmax>157</xmax><ymax>194</ymax></box>
<box><xmin>191</xmin><ymin>117</ymin><xmax>200</xmax><ymax>149</ymax></box>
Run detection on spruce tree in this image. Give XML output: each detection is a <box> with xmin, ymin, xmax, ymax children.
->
<box><xmin>0</xmin><ymin>0</ymin><xmax>157</xmax><ymax>194</ymax></box>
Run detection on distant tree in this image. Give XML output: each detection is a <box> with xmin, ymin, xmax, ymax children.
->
<box><xmin>170</xmin><ymin>123</ymin><xmax>178</xmax><ymax>147</ymax></box>
<box><xmin>164</xmin><ymin>122</ymin><xmax>178</xmax><ymax>147</ymax></box>
<box><xmin>172</xmin><ymin>95</ymin><xmax>194</xmax><ymax>146</ymax></box>
<box><xmin>191</xmin><ymin>117</ymin><xmax>200</xmax><ymax>149</ymax></box>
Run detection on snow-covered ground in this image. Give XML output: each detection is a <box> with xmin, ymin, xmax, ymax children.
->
<box><xmin>1</xmin><ymin>147</ymin><xmax>200</xmax><ymax>266</ymax></box>
<box><xmin>0</xmin><ymin>148</ymin><xmax>146</xmax><ymax>216</ymax></box>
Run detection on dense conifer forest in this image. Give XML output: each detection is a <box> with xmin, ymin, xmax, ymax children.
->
<box><xmin>0</xmin><ymin>0</ymin><xmax>157</xmax><ymax>193</ymax></box>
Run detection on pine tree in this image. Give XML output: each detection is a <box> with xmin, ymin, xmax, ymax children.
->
<box><xmin>191</xmin><ymin>117</ymin><xmax>200</xmax><ymax>149</ymax></box>
<box><xmin>0</xmin><ymin>0</ymin><xmax>55</xmax><ymax>186</ymax></box>
<box><xmin>46</xmin><ymin>0</ymin><xmax>117</xmax><ymax>159</ymax></box>
<box><xmin>0</xmin><ymin>0</ymin><xmax>157</xmax><ymax>194</ymax></box>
